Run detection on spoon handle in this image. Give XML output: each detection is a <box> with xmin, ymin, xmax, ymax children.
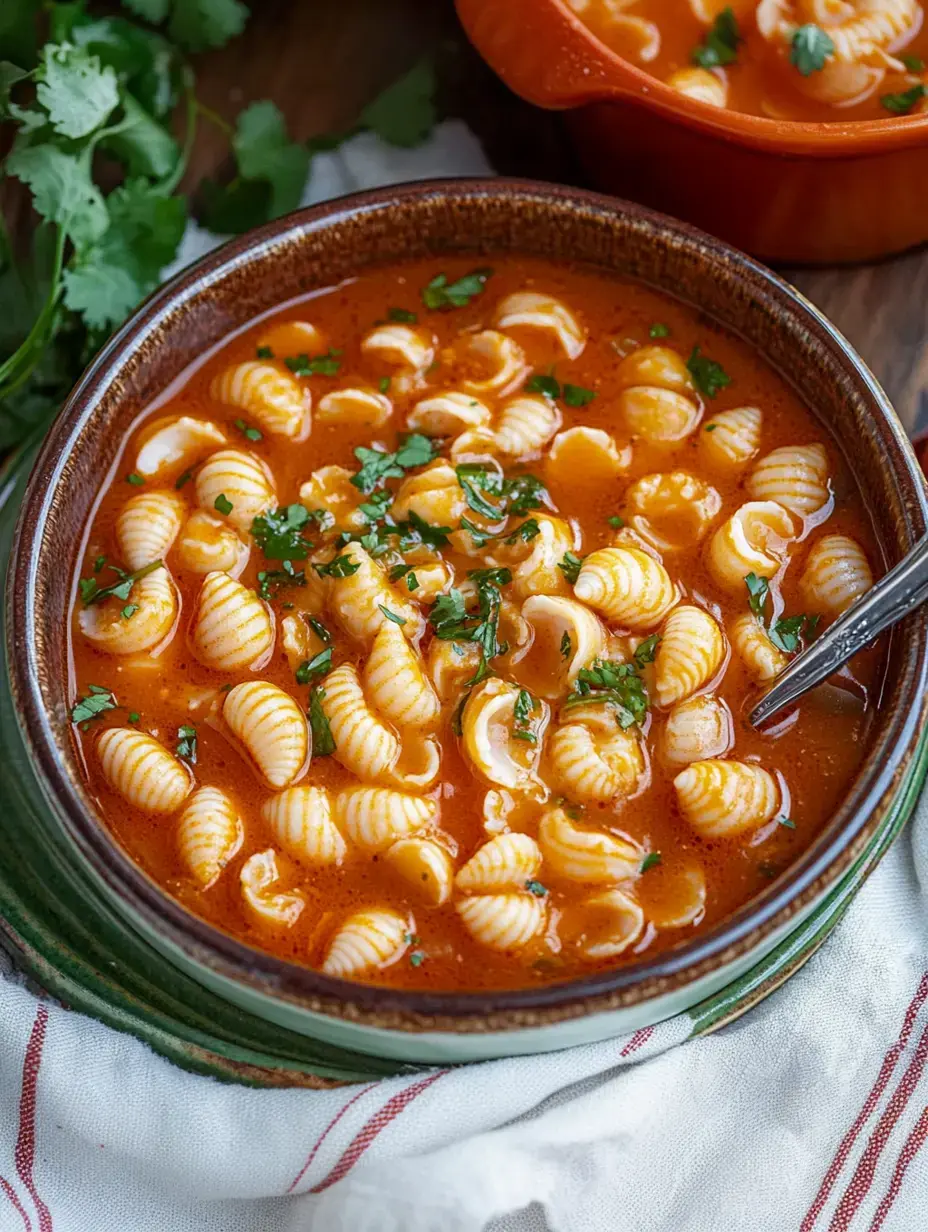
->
<box><xmin>749</xmin><ymin>535</ymin><xmax>928</xmax><ymax>727</ymax></box>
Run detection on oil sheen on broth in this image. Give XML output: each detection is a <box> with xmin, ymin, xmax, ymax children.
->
<box><xmin>68</xmin><ymin>257</ymin><xmax>882</xmax><ymax>991</ymax></box>
<box><xmin>569</xmin><ymin>0</ymin><xmax>928</xmax><ymax>122</ymax></box>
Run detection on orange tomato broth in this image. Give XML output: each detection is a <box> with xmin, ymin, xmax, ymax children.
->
<box><xmin>68</xmin><ymin>256</ymin><xmax>884</xmax><ymax>991</ymax></box>
<box><xmin>574</xmin><ymin>1</ymin><xmax>928</xmax><ymax>123</ymax></box>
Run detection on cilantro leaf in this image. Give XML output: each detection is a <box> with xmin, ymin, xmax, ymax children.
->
<box><xmin>284</xmin><ymin>348</ymin><xmax>342</xmax><ymax>377</ymax></box>
<box><xmin>35</xmin><ymin>43</ymin><xmax>120</xmax><ymax>140</ymax></box>
<box><xmin>633</xmin><ymin>633</ymin><xmax>660</xmax><ymax>667</ymax></box>
<box><xmin>687</xmin><ymin>346</ymin><xmax>731</xmax><ymax>398</ymax></box>
<box><xmin>564</xmin><ymin>658</ymin><xmax>650</xmax><ymax>729</ymax></box>
<box><xmin>71</xmin><ymin>684</ymin><xmax>117</xmax><ymax>726</ymax></box>
<box><xmin>167</xmin><ymin>0</ymin><xmax>249</xmax><ymax>52</ymax></box>
<box><xmin>5</xmin><ymin>144</ymin><xmax>108</xmax><ymax>251</ymax></box>
<box><xmin>791</xmin><ymin>24</ymin><xmax>834</xmax><ymax>76</ymax></box>
<box><xmin>692</xmin><ymin>8</ymin><xmax>741</xmax><ymax>69</ymax></box>
<box><xmin>525</xmin><ymin>879</ymin><xmax>548</xmax><ymax>897</ymax></box>
<box><xmin>525</xmin><ymin>373</ymin><xmax>560</xmax><ymax>399</ymax></box>
<box><xmin>649</xmin><ymin>323</ymin><xmax>670</xmax><ymax>339</ymax></box>
<box><xmin>901</xmin><ymin>55</ymin><xmax>925</xmax><ymax>72</ymax></box>
<box><xmin>308</xmin><ymin>686</ymin><xmax>336</xmax><ymax>757</ymax></box>
<box><xmin>768</xmin><ymin>613</ymin><xmax>818</xmax><ymax>654</ymax></box>
<box><xmin>251</xmin><ymin>504</ymin><xmax>312</xmax><ymax>560</ymax></box>
<box><xmin>640</xmin><ymin>852</ymin><xmax>662</xmax><ymax>873</ymax></box>
<box><xmin>257</xmin><ymin>561</ymin><xmax>305</xmax><ymax>601</ymax></box>
<box><xmin>421</xmin><ymin>268</ymin><xmax>493</xmax><ymax>311</ymax></box>
<box><xmin>881</xmin><ymin>84</ymin><xmax>926</xmax><ymax>115</ymax></box>
<box><xmin>295</xmin><ymin>648</ymin><xmax>332</xmax><ymax>684</ymax></box>
<box><xmin>563</xmin><ymin>383</ymin><xmax>596</xmax><ymax>408</ymax></box>
<box><xmin>175</xmin><ymin>723</ymin><xmax>197</xmax><ymax>763</ymax></box>
<box><xmin>78</xmin><ymin>558</ymin><xmax>163</xmax><ymax>606</ymax></box>
<box><xmin>314</xmin><ymin>553</ymin><xmax>361</xmax><ymax>579</ymax></box>
<box><xmin>350</xmin><ymin>434</ymin><xmax>436</xmax><ymax>494</ymax></box>
<box><xmin>744</xmin><ymin>572</ymin><xmax>770</xmax><ymax>620</ymax></box>
<box><xmin>360</xmin><ymin>59</ymin><xmax>436</xmax><ymax>148</ymax></box>
<box><xmin>558</xmin><ymin>551</ymin><xmax>584</xmax><ymax>584</ymax></box>
<box><xmin>378</xmin><ymin>604</ymin><xmax>406</xmax><ymax>626</ymax></box>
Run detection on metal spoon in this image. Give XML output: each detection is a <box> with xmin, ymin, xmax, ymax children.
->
<box><xmin>749</xmin><ymin>535</ymin><xmax>928</xmax><ymax>727</ymax></box>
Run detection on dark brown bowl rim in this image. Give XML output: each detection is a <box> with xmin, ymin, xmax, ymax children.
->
<box><xmin>7</xmin><ymin>178</ymin><xmax>928</xmax><ymax>1030</ymax></box>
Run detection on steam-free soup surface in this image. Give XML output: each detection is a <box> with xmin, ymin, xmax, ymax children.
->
<box><xmin>68</xmin><ymin>257</ymin><xmax>882</xmax><ymax>991</ymax></box>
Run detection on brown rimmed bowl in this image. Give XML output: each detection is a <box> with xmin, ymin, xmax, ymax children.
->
<box><xmin>4</xmin><ymin>179</ymin><xmax>928</xmax><ymax>1070</ymax></box>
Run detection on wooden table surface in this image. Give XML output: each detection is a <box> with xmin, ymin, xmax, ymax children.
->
<box><xmin>189</xmin><ymin>0</ymin><xmax>928</xmax><ymax>438</ymax></box>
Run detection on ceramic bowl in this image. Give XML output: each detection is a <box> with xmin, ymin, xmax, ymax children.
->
<box><xmin>4</xmin><ymin>180</ymin><xmax>928</xmax><ymax>1073</ymax></box>
<box><xmin>455</xmin><ymin>0</ymin><xmax>928</xmax><ymax>264</ymax></box>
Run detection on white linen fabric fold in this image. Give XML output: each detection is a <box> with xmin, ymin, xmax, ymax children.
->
<box><xmin>2</xmin><ymin>126</ymin><xmax>927</xmax><ymax>1232</ymax></box>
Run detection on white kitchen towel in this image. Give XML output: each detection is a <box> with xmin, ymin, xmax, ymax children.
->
<box><xmin>1</xmin><ymin>124</ymin><xmax>927</xmax><ymax>1232</ymax></box>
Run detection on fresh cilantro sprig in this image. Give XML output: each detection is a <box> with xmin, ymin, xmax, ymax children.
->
<box><xmin>257</xmin><ymin>561</ymin><xmax>305</xmax><ymax>601</ymax></box>
<box><xmin>71</xmin><ymin>684</ymin><xmax>117</xmax><ymax>727</ymax></box>
<box><xmin>308</xmin><ymin>686</ymin><xmax>335</xmax><ymax>757</ymax></box>
<box><xmin>881</xmin><ymin>84</ymin><xmax>926</xmax><ymax>116</ymax></box>
<box><xmin>350</xmin><ymin>434</ymin><xmax>437</xmax><ymax>494</ymax></box>
<box><xmin>524</xmin><ymin>372</ymin><xmax>596</xmax><ymax>408</ymax></box>
<box><xmin>454</xmin><ymin>464</ymin><xmax>548</xmax><ymax>522</ymax></box>
<box><xmin>428</xmin><ymin>570</ymin><xmax>510</xmax><ymax>684</ymax></box>
<box><xmin>564</xmin><ymin>658</ymin><xmax>650</xmax><ymax>729</ymax></box>
<box><xmin>743</xmin><ymin>573</ymin><xmax>819</xmax><ymax>653</ymax></box>
<box><xmin>295</xmin><ymin>648</ymin><xmax>333</xmax><ymax>685</ymax></box>
<box><xmin>692</xmin><ymin>8</ymin><xmax>742</xmax><ymax>69</ymax></box>
<box><xmin>78</xmin><ymin>558</ymin><xmax>163</xmax><ymax>606</ymax></box>
<box><xmin>421</xmin><ymin>268</ymin><xmax>493</xmax><ymax>311</ymax></box>
<box><xmin>175</xmin><ymin>724</ymin><xmax>197</xmax><ymax>764</ymax></box>
<box><xmin>790</xmin><ymin>25</ymin><xmax>835</xmax><ymax>76</ymax></box>
<box><xmin>687</xmin><ymin>347</ymin><xmax>731</xmax><ymax>398</ymax></box>
<box><xmin>251</xmin><ymin>504</ymin><xmax>313</xmax><ymax>561</ymax></box>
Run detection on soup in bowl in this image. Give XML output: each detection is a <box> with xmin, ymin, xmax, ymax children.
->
<box><xmin>7</xmin><ymin>182</ymin><xmax>928</xmax><ymax>1063</ymax></box>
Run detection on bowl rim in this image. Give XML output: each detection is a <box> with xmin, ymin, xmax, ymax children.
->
<box><xmin>456</xmin><ymin>0</ymin><xmax>928</xmax><ymax>157</ymax></box>
<box><xmin>7</xmin><ymin>177</ymin><xmax>928</xmax><ymax>1030</ymax></box>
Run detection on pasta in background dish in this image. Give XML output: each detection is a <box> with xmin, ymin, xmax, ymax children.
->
<box><xmin>68</xmin><ymin>256</ymin><xmax>883</xmax><ymax>991</ymax></box>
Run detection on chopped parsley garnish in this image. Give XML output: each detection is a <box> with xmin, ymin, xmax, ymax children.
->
<box><xmin>881</xmin><ymin>84</ymin><xmax>926</xmax><ymax>115</ymax></box>
<box><xmin>744</xmin><ymin>572</ymin><xmax>770</xmax><ymax>620</ymax></box>
<box><xmin>125</xmin><ymin>473</ymin><xmax>145</xmax><ymax>486</ymax></box>
<box><xmin>429</xmin><ymin>573</ymin><xmax>509</xmax><ymax>682</ymax></box>
<box><xmin>649</xmin><ymin>323</ymin><xmax>670</xmax><ymax>339</ymax></box>
<box><xmin>350</xmin><ymin>433</ymin><xmax>437</xmax><ymax>494</ymax></box>
<box><xmin>687</xmin><ymin>346</ymin><xmax>731</xmax><ymax>398</ymax></box>
<box><xmin>175</xmin><ymin>469</ymin><xmax>193</xmax><ymax>490</ymax></box>
<box><xmin>608</xmin><ymin>515</ymin><xmax>624</xmax><ymax>529</ymax></box>
<box><xmin>314</xmin><ymin>553</ymin><xmax>362</xmax><ymax>579</ymax></box>
<box><xmin>257</xmin><ymin>561</ymin><xmax>305</xmax><ymax>601</ymax></box>
<box><xmin>175</xmin><ymin>724</ymin><xmax>197</xmax><ymax>764</ymax></box>
<box><xmin>121</xmin><ymin>603</ymin><xmax>138</xmax><ymax>620</ymax></box>
<box><xmin>563</xmin><ymin>383</ymin><xmax>596</xmax><ymax>408</ymax></box>
<box><xmin>692</xmin><ymin>7</ymin><xmax>741</xmax><ymax>69</ymax></box>
<box><xmin>409</xmin><ymin>951</ymin><xmax>425</xmax><ymax>968</ymax></box>
<box><xmin>406</xmin><ymin>572</ymin><xmax>419</xmax><ymax>591</ymax></box>
<box><xmin>640</xmin><ymin>852</ymin><xmax>662</xmax><ymax>873</ymax></box>
<box><xmin>778</xmin><ymin>816</ymin><xmax>797</xmax><ymax>830</ymax></box>
<box><xmin>214</xmin><ymin>494</ymin><xmax>233</xmax><ymax>516</ymax></box>
<box><xmin>378</xmin><ymin>376</ymin><xmax>392</xmax><ymax>394</ymax></box>
<box><xmin>455</xmin><ymin>465</ymin><xmax>548</xmax><ymax>521</ymax></box>
<box><xmin>513</xmin><ymin>688</ymin><xmax>538</xmax><ymax>743</ymax></box>
<box><xmin>421</xmin><ymin>267</ymin><xmax>493</xmax><ymax>310</ymax></box>
<box><xmin>284</xmin><ymin>348</ymin><xmax>342</xmax><ymax>376</ymax></box>
<box><xmin>769</xmin><ymin>612</ymin><xmax>819</xmax><ymax>653</ymax></box>
<box><xmin>251</xmin><ymin>503</ymin><xmax>313</xmax><ymax>560</ymax></box>
<box><xmin>405</xmin><ymin>509</ymin><xmax>451</xmax><ymax>549</ymax></box>
<box><xmin>387</xmin><ymin>306</ymin><xmax>417</xmax><ymax>323</ymax></box>
<box><xmin>128</xmin><ymin>712</ymin><xmax>140</xmax><ymax>724</ymax></box>
<box><xmin>790</xmin><ymin>24</ymin><xmax>834</xmax><ymax>76</ymax></box>
<box><xmin>560</xmin><ymin>631</ymin><xmax>572</xmax><ymax>659</ymax></box>
<box><xmin>704</xmin><ymin>423</ymin><xmax>718</xmax><ymax>432</ymax></box>
<box><xmin>308</xmin><ymin>617</ymin><xmax>333</xmax><ymax>644</ymax></box>
<box><xmin>378</xmin><ymin>604</ymin><xmax>407</xmax><ymax>626</ymax></box>
<box><xmin>525</xmin><ymin>372</ymin><xmax>561</xmax><ymax>400</ymax></box>
<box><xmin>308</xmin><ymin>687</ymin><xmax>336</xmax><ymax>757</ymax></box>
<box><xmin>525</xmin><ymin>879</ymin><xmax>547</xmax><ymax>897</ymax></box>
<box><xmin>558</xmin><ymin>551</ymin><xmax>585</xmax><ymax>584</ymax></box>
<box><xmin>902</xmin><ymin>55</ymin><xmax>925</xmax><ymax>72</ymax></box>
<box><xmin>295</xmin><ymin>648</ymin><xmax>333</xmax><ymax>684</ymax></box>
<box><xmin>93</xmin><ymin>554</ymin><xmax>106</xmax><ymax>573</ymax></box>
<box><xmin>71</xmin><ymin>685</ymin><xmax>117</xmax><ymax>727</ymax></box>
<box><xmin>256</xmin><ymin>345</ymin><xmax>274</xmax><ymax>359</ymax></box>
<box><xmin>564</xmin><ymin>658</ymin><xmax>649</xmax><ymax>729</ymax></box>
<box><xmin>233</xmin><ymin>417</ymin><xmax>263</xmax><ymax>442</ymax></box>
<box><xmin>78</xmin><ymin>559</ymin><xmax>163</xmax><ymax>607</ymax></box>
<box><xmin>633</xmin><ymin>633</ymin><xmax>660</xmax><ymax>667</ymax></box>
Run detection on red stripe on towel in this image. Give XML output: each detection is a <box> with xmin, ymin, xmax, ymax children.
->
<box><xmin>310</xmin><ymin>1070</ymin><xmax>448</xmax><ymax>1194</ymax></box>
<box><xmin>830</xmin><ymin>1022</ymin><xmax>928</xmax><ymax>1231</ymax></box>
<box><xmin>287</xmin><ymin>1083</ymin><xmax>380</xmax><ymax>1193</ymax></box>
<box><xmin>620</xmin><ymin>1027</ymin><xmax>654</xmax><ymax>1057</ymax></box>
<box><xmin>867</xmin><ymin>1104</ymin><xmax>928</xmax><ymax>1231</ymax></box>
<box><xmin>15</xmin><ymin>1006</ymin><xmax>52</xmax><ymax>1232</ymax></box>
<box><xmin>801</xmin><ymin>971</ymin><xmax>928</xmax><ymax>1231</ymax></box>
<box><xmin>0</xmin><ymin>1176</ymin><xmax>32</xmax><ymax>1232</ymax></box>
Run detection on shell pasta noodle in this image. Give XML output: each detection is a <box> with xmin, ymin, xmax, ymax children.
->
<box><xmin>571</xmin><ymin>1</ymin><xmax>928</xmax><ymax>122</ymax></box>
<box><xmin>68</xmin><ymin>255</ymin><xmax>884</xmax><ymax>991</ymax></box>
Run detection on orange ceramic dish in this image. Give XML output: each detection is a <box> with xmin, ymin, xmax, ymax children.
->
<box><xmin>455</xmin><ymin>0</ymin><xmax>928</xmax><ymax>262</ymax></box>
<box><xmin>68</xmin><ymin>257</ymin><xmax>882</xmax><ymax>993</ymax></box>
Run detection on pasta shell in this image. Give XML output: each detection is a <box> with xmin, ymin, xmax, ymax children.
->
<box><xmin>455</xmin><ymin>833</ymin><xmax>542</xmax><ymax>893</ymax></box>
<box><xmin>800</xmin><ymin>534</ymin><xmax>874</xmax><ymax>617</ymax></box>
<box><xmin>729</xmin><ymin>613</ymin><xmax>787</xmax><ymax>683</ymax></box>
<box><xmin>549</xmin><ymin>722</ymin><xmax>644</xmax><ymax>803</ymax></box>
<box><xmin>261</xmin><ymin>786</ymin><xmax>346</xmax><ymax>866</ymax></box>
<box><xmin>256</xmin><ymin>320</ymin><xmax>323</xmax><ymax>356</ymax></box>
<box><xmin>191</xmin><ymin>572</ymin><xmax>274</xmax><ymax>671</ymax></box>
<box><xmin>667</xmin><ymin>65</ymin><xmax>728</xmax><ymax>106</ymax></box>
<box><xmin>176</xmin><ymin>786</ymin><xmax>243</xmax><ymax>887</ymax></box>
<box><xmin>334</xmin><ymin>785</ymin><xmax>437</xmax><ymax>852</ymax></box>
<box><xmin>495</xmin><ymin>291</ymin><xmax>586</xmax><ymax>359</ymax></box>
<box><xmin>325</xmin><ymin>544</ymin><xmax>421</xmax><ymax>642</ymax></box>
<box><xmin>574</xmin><ymin>888</ymin><xmax>645</xmax><ymax>959</ymax></box>
<box><xmin>316</xmin><ymin>388</ymin><xmax>391</xmax><ymax>427</ymax></box>
<box><xmin>98</xmin><ymin>728</ymin><xmax>192</xmax><ymax>813</ymax></box>
<box><xmin>195</xmin><ymin>449</ymin><xmax>276</xmax><ymax>533</ymax></box>
<box><xmin>322</xmin><ymin>908</ymin><xmax>409</xmax><ymax>977</ymax></box>
<box><xmin>625</xmin><ymin>471</ymin><xmax>721</xmax><ymax>552</ymax></box>
<box><xmin>177</xmin><ymin>510</ymin><xmax>250</xmax><ymax>576</ymax></box>
<box><xmin>616</xmin><ymin>345</ymin><xmax>693</xmax><ymax>394</ymax></box>
<box><xmin>546</xmin><ymin>427</ymin><xmax>630</xmax><ymax>486</ymax></box>
<box><xmin>385</xmin><ymin>838</ymin><xmax>455</xmax><ymax>905</ymax></box>
<box><xmin>361</xmin><ymin>323</ymin><xmax>434</xmax><ymax>385</ymax></box>
<box><xmin>747</xmin><ymin>444</ymin><xmax>830</xmax><ymax>517</ymax></box>
<box><xmin>654</xmin><ymin>604</ymin><xmax>725</xmax><ymax>707</ymax></box>
<box><xmin>620</xmin><ymin>386</ymin><xmax>701</xmax><ymax>443</ymax></box>
<box><xmin>538</xmin><ymin>807</ymin><xmax>641</xmax><ymax>883</ymax></box>
<box><xmin>134</xmin><ymin>415</ymin><xmax>226</xmax><ymax>479</ymax></box>
<box><xmin>573</xmin><ymin>547</ymin><xmax>677</xmax><ymax>630</ymax></box>
<box><xmin>428</xmin><ymin>638</ymin><xmax>483</xmax><ymax>702</ymax></box>
<box><xmin>662</xmin><ymin>695</ymin><xmax>734</xmax><ymax>767</ymax></box>
<box><xmin>210</xmin><ymin>361</ymin><xmax>310</xmax><ymax>439</ymax></box>
<box><xmin>320</xmin><ymin>664</ymin><xmax>399</xmax><ymax>783</ymax></box>
<box><xmin>520</xmin><ymin>594</ymin><xmax>607</xmax><ymax>697</ymax></box>
<box><xmin>456</xmin><ymin>893</ymin><xmax>546</xmax><ymax>951</ymax></box>
<box><xmin>240</xmin><ymin>849</ymin><xmax>304</xmax><ymax>927</ymax></box>
<box><xmin>407</xmin><ymin>391</ymin><xmax>492</xmax><ymax>436</ymax></box>
<box><xmin>391</xmin><ymin>461</ymin><xmax>467</xmax><ymax>524</ymax></box>
<box><xmin>222</xmin><ymin>681</ymin><xmax>309</xmax><ymax>789</ymax></box>
<box><xmin>674</xmin><ymin>759</ymin><xmax>779</xmax><ymax>838</ymax></box>
<box><xmin>698</xmin><ymin>406</ymin><xmax>762</xmax><ymax>470</ymax></box>
<box><xmin>457</xmin><ymin>330</ymin><xmax>528</xmax><ymax>397</ymax></box>
<box><xmin>707</xmin><ymin>500</ymin><xmax>796</xmax><ymax>591</ymax></box>
<box><xmin>638</xmin><ymin>860</ymin><xmax>707</xmax><ymax>929</ymax></box>
<box><xmin>363</xmin><ymin>619</ymin><xmax>439</xmax><ymax>730</ymax></box>
<box><xmin>298</xmin><ymin>464</ymin><xmax>365</xmax><ymax>531</ymax></box>
<box><xmin>461</xmin><ymin>678</ymin><xmax>548</xmax><ymax>796</ymax></box>
<box><xmin>494</xmin><ymin>395</ymin><xmax>562</xmax><ymax>460</ymax></box>
<box><xmin>116</xmin><ymin>490</ymin><xmax>185</xmax><ymax>570</ymax></box>
<box><xmin>78</xmin><ymin>567</ymin><xmax>178</xmax><ymax>655</ymax></box>
<box><xmin>510</xmin><ymin>515</ymin><xmax>575</xmax><ymax>601</ymax></box>
<box><xmin>279</xmin><ymin>612</ymin><xmax>328</xmax><ymax>675</ymax></box>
